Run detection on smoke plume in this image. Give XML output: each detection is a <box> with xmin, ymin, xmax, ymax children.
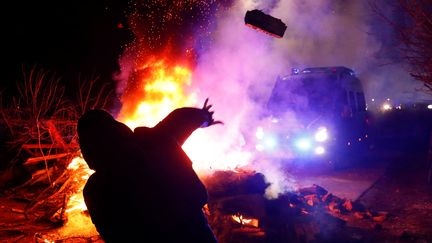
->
<box><xmin>115</xmin><ymin>0</ymin><xmax>425</xmax><ymax>198</ymax></box>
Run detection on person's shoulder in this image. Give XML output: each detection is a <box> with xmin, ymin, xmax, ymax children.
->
<box><xmin>134</xmin><ymin>126</ymin><xmax>152</xmax><ymax>134</ymax></box>
<box><xmin>115</xmin><ymin>121</ymin><xmax>133</xmax><ymax>134</ymax></box>
<box><xmin>79</xmin><ymin>109</ymin><xmax>114</xmax><ymax>123</ymax></box>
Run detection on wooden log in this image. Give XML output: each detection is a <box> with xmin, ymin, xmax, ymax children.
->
<box><xmin>22</xmin><ymin>144</ymin><xmax>79</xmax><ymax>149</ymax></box>
<box><xmin>24</xmin><ymin>152</ymin><xmax>78</xmax><ymax>166</ymax></box>
<box><xmin>44</xmin><ymin>119</ymin><xmax>66</xmax><ymax>146</ymax></box>
<box><xmin>22</xmin><ymin>143</ymin><xmax>79</xmax><ymax>157</ymax></box>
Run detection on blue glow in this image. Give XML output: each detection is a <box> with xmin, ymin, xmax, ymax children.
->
<box><xmin>295</xmin><ymin>138</ymin><xmax>312</xmax><ymax>151</ymax></box>
<box><xmin>264</xmin><ymin>136</ymin><xmax>278</xmax><ymax>149</ymax></box>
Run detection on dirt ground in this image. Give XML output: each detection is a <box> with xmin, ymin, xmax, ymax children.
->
<box><xmin>354</xmin><ymin>148</ymin><xmax>432</xmax><ymax>242</ymax></box>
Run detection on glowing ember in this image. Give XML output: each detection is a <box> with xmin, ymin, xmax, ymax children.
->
<box><xmin>65</xmin><ymin>156</ymin><xmax>94</xmax><ymax>213</ymax></box>
<box><xmin>43</xmin><ymin>156</ymin><xmax>98</xmax><ymax>240</ymax></box>
<box><xmin>231</xmin><ymin>214</ymin><xmax>259</xmax><ymax>228</ymax></box>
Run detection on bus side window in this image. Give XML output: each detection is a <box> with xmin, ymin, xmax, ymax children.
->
<box><xmin>335</xmin><ymin>89</ymin><xmax>351</xmax><ymax>118</ymax></box>
<box><xmin>348</xmin><ymin>91</ymin><xmax>357</xmax><ymax>113</ymax></box>
<box><xmin>356</xmin><ymin>92</ymin><xmax>366</xmax><ymax>111</ymax></box>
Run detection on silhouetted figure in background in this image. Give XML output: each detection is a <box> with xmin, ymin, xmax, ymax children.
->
<box><xmin>78</xmin><ymin>99</ymin><xmax>221</xmax><ymax>243</ymax></box>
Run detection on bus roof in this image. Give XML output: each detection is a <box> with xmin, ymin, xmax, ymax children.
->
<box><xmin>300</xmin><ymin>66</ymin><xmax>355</xmax><ymax>75</ymax></box>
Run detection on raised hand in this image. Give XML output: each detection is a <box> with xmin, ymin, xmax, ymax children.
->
<box><xmin>201</xmin><ymin>98</ymin><xmax>223</xmax><ymax>127</ymax></box>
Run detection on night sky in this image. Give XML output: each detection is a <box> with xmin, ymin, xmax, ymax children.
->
<box><xmin>1</xmin><ymin>1</ymin><xmax>428</xmax><ymax>104</ymax></box>
<box><xmin>1</xmin><ymin>1</ymin><xmax>132</xmax><ymax>96</ymax></box>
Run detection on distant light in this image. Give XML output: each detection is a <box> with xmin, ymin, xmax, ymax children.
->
<box><xmin>315</xmin><ymin>146</ymin><xmax>325</xmax><ymax>155</ymax></box>
<box><xmin>428</xmin><ymin>104</ymin><xmax>432</xmax><ymax>110</ymax></box>
<box><xmin>382</xmin><ymin>103</ymin><xmax>392</xmax><ymax>111</ymax></box>
<box><xmin>371</xmin><ymin>98</ymin><xmax>375</xmax><ymax>102</ymax></box>
<box><xmin>395</xmin><ymin>105</ymin><xmax>402</xmax><ymax>110</ymax></box>
<box><xmin>386</xmin><ymin>98</ymin><xmax>390</xmax><ymax>101</ymax></box>
<box><xmin>271</xmin><ymin>118</ymin><xmax>279</xmax><ymax>123</ymax></box>
<box><xmin>295</xmin><ymin>138</ymin><xmax>312</xmax><ymax>151</ymax></box>
<box><xmin>255</xmin><ymin>127</ymin><xmax>264</xmax><ymax>140</ymax></box>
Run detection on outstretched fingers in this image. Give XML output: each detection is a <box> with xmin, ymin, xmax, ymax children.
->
<box><xmin>203</xmin><ymin>98</ymin><xmax>209</xmax><ymax>110</ymax></box>
<box><xmin>211</xmin><ymin>120</ymin><xmax>224</xmax><ymax>125</ymax></box>
<box><xmin>201</xmin><ymin>98</ymin><xmax>223</xmax><ymax>127</ymax></box>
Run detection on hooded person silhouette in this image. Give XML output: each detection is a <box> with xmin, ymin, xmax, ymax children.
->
<box><xmin>78</xmin><ymin>99</ymin><xmax>222</xmax><ymax>243</ymax></box>
<box><xmin>77</xmin><ymin>109</ymin><xmax>135</xmax><ymax>241</ymax></box>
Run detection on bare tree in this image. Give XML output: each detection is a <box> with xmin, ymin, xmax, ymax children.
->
<box><xmin>2</xmin><ymin>66</ymin><xmax>115</xmax><ymax>170</ymax></box>
<box><xmin>373</xmin><ymin>0</ymin><xmax>432</xmax><ymax>93</ymax></box>
<box><xmin>76</xmin><ymin>74</ymin><xmax>114</xmax><ymax>116</ymax></box>
<box><xmin>0</xmin><ymin>66</ymin><xmax>117</xmax><ymax>224</ymax></box>
<box><xmin>398</xmin><ymin>0</ymin><xmax>432</xmax><ymax>92</ymax></box>
<box><xmin>2</xmin><ymin>66</ymin><xmax>77</xmax><ymax>184</ymax></box>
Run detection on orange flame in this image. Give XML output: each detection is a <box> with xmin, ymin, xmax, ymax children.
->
<box><xmin>231</xmin><ymin>214</ymin><xmax>259</xmax><ymax>228</ymax></box>
<box><xmin>66</xmin><ymin>156</ymin><xmax>94</xmax><ymax>213</ymax></box>
<box><xmin>117</xmin><ymin>56</ymin><xmax>252</xmax><ymax>173</ymax></box>
<box><xmin>59</xmin><ymin>56</ymin><xmax>254</xmax><ymax>239</ymax></box>
<box><xmin>48</xmin><ymin>156</ymin><xmax>98</xmax><ymax>240</ymax></box>
<box><xmin>117</xmin><ymin>59</ymin><xmax>197</xmax><ymax>129</ymax></box>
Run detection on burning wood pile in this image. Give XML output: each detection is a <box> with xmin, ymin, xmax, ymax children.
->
<box><xmin>1</xmin><ymin>151</ymin><xmax>388</xmax><ymax>243</ymax></box>
<box><xmin>204</xmin><ymin>170</ymin><xmax>388</xmax><ymax>243</ymax></box>
<box><xmin>0</xmin><ymin>66</ymin><xmax>389</xmax><ymax>242</ymax></box>
<box><xmin>0</xmin><ymin>155</ymin><xmax>98</xmax><ymax>242</ymax></box>
<box><xmin>0</xmin><ymin>67</ymin><xmax>112</xmax><ymax>241</ymax></box>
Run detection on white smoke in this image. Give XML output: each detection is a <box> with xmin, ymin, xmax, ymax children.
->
<box><xmin>116</xmin><ymin>0</ymin><xmax>426</xmax><ymax>198</ymax></box>
<box><xmin>188</xmin><ymin>0</ymin><xmax>424</xmax><ymax>197</ymax></box>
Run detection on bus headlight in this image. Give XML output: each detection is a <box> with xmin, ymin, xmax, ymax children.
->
<box><xmin>254</xmin><ymin>127</ymin><xmax>278</xmax><ymax>151</ymax></box>
<box><xmin>295</xmin><ymin>137</ymin><xmax>312</xmax><ymax>151</ymax></box>
<box><xmin>314</xmin><ymin>146</ymin><xmax>326</xmax><ymax>155</ymax></box>
<box><xmin>314</xmin><ymin>127</ymin><xmax>329</xmax><ymax>142</ymax></box>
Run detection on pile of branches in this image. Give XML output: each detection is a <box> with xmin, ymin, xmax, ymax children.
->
<box><xmin>1</xmin><ymin>67</ymin><xmax>113</xmax><ymax>150</ymax></box>
<box><xmin>0</xmin><ymin>66</ymin><xmax>113</xmax><ymax>224</ymax></box>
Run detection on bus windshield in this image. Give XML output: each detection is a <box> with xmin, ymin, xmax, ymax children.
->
<box><xmin>267</xmin><ymin>74</ymin><xmax>344</xmax><ymax>115</ymax></box>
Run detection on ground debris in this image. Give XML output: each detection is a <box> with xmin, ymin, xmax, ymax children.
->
<box><xmin>206</xmin><ymin>171</ymin><xmax>389</xmax><ymax>243</ymax></box>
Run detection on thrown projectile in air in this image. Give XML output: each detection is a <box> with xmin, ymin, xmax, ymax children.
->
<box><xmin>245</xmin><ymin>9</ymin><xmax>287</xmax><ymax>38</ymax></box>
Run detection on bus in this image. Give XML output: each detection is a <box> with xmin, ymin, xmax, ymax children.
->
<box><xmin>252</xmin><ymin>66</ymin><xmax>370</xmax><ymax>167</ymax></box>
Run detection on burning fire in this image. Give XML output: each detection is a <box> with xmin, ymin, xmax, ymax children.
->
<box><xmin>60</xmin><ymin>56</ymin><xmax>252</xmax><ymax>238</ymax></box>
<box><xmin>118</xmin><ymin>59</ymin><xmax>198</xmax><ymax>129</ymax></box>
<box><xmin>44</xmin><ymin>156</ymin><xmax>98</xmax><ymax>240</ymax></box>
<box><xmin>65</xmin><ymin>156</ymin><xmax>94</xmax><ymax>213</ymax></box>
<box><xmin>231</xmin><ymin>214</ymin><xmax>259</xmax><ymax>228</ymax></box>
<box><xmin>117</xmin><ymin>57</ymin><xmax>252</xmax><ymax>172</ymax></box>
